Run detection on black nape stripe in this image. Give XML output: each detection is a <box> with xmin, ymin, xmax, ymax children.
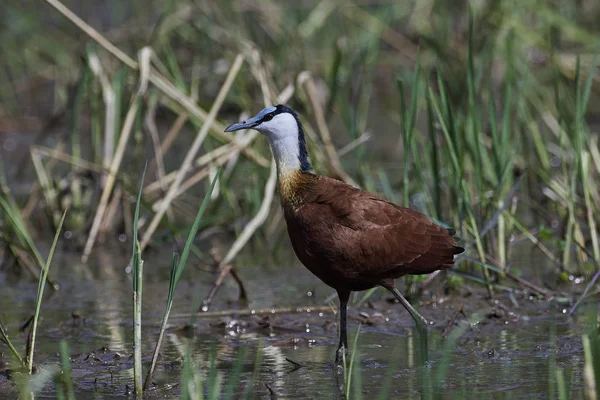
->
<box><xmin>271</xmin><ymin>104</ymin><xmax>312</xmax><ymax>172</ymax></box>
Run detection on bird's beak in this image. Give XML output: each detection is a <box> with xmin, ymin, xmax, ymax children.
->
<box><xmin>224</xmin><ymin>114</ymin><xmax>262</xmax><ymax>132</ymax></box>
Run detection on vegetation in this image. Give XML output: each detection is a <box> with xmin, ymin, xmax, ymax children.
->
<box><xmin>1</xmin><ymin>0</ymin><xmax>600</xmax><ymax>398</ymax></box>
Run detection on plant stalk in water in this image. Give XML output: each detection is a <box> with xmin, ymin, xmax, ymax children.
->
<box><xmin>59</xmin><ymin>340</ymin><xmax>75</xmax><ymax>400</ymax></box>
<box><xmin>27</xmin><ymin>209</ymin><xmax>66</xmax><ymax>374</ymax></box>
<box><xmin>132</xmin><ymin>163</ymin><xmax>146</xmax><ymax>399</ymax></box>
<box><xmin>144</xmin><ymin>171</ymin><xmax>220</xmax><ymax>390</ymax></box>
<box><xmin>0</xmin><ymin>323</ymin><xmax>26</xmax><ymax>369</ymax></box>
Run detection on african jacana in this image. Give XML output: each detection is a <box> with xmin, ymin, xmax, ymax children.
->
<box><xmin>225</xmin><ymin>105</ymin><xmax>464</xmax><ymax>362</ymax></box>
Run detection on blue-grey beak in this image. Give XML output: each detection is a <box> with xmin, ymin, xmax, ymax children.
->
<box><xmin>224</xmin><ymin>115</ymin><xmax>262</xmax><ymax>132</ymax></box>
<box><xmin>224</xmin><ymin>106</ymin><xmax>277</xmax><ymax>133</ymax></box>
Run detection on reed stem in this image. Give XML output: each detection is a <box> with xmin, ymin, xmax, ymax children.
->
<box><xmin>27</xmin><ymin>209</ymin><xmax>67</xmax><ymax>373</ymax></box>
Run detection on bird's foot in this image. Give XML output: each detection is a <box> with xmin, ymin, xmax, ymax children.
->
<box><xmin>334</xmin><ymin>346</ymin><xmax>348</xmax><ymax>369</ymax></box>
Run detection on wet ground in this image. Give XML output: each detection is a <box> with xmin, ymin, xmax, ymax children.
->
<box><xmin>0</xmin><ymin>243</ymin><xmax>591</xmax><ymax>399</ymax></box>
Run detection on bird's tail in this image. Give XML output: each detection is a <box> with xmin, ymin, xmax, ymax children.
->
<box><xmin>446</xmin><ymin>228</ymin><xmax>465</xmax><ymax>255</ymax></box>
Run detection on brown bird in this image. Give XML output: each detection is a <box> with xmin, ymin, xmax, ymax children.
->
<box><xmin>225</xmin><ymin>105</ymin><xmax>464</xmax><ymax>361</ymax></box>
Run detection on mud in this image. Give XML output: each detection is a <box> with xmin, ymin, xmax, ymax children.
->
<box><xmin>0</xmin><ymin>246</ymin><xmax>590</xmax><ymax>398</ymax></box>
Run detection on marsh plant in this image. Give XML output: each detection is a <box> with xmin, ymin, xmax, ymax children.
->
<box><xmin>1</xmin><ymin>0</ymin><xmax>600</xmax><ymax>398</ymax></box>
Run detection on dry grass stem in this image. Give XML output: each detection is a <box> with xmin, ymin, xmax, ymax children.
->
<box><xmin>44</xmin><ymin>0</ymin><xmax>269</xmax><ymax>168</ymax></box>
<box><xmin>342</xmin><ymin>3</ymin><xmax>417</xmax><ymax>62</ymax></box>
<box><xmin>298</xmin><ymin>72</ymin><xmax>357</xmax><ymax>187</ymax></box>
<box><xmin>100</xmin><ymin>186</ymin><xmax>122</xmax><ymax>234</ymax></box>
<box><xmin>81</xmin><ymin>97</ymin><xmax>140</xmax><ymax>263</ymax></box>
<box><xmin>87</xmin><ymin>53</ymin><xmax>116</xmax><ymax>170</ymax></box>
<box><xmin>30</xmin><ymin>150</ymin><xmax>61</xmax><ymax>226</ymax></box>
<box><xmin>32</xmin><ymin>146</ymin><xmax>106</xmax><ymax>174</ymax></box>
<box><xmin>140</xmin><ymin>54</ymin><xmax>245</xmax><ymax>251</ymax></box>
<box><xmin>224</xmin><ymin>159</ymin><xmax>276</xmax><ymax>266</ymax></box>
<box><xmin>339</xmin><ymin>131</ymin><xmax>372</xmax><ymax>157</ymax></box>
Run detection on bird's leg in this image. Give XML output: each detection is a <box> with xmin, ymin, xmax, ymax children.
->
<box><xmin>385</xmin><ymin>285</ymin><xmax>429</xmax><ymax>363</ymax></box>
<box><xmin>334</xmin><ymin>289</ymin><xmax>350</xmax><ymax>364</ymax></box>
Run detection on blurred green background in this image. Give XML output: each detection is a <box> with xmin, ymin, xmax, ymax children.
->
<box><xmin>2</xmin><ymin>1</ymin><xmax>600</xmax><ymax>398</ymax></box>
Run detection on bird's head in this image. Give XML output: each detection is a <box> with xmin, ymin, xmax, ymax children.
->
<box><xmin>225</xmin><ymin>104</ymin><xmax>297</xmax><ymax>138</ymax></box>
<box><xmin>225</xmin><ymin>105</ymin><xmax>311</xmax><ymax>173</ymax></box>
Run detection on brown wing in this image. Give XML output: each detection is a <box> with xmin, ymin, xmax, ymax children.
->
<box><xmin>293</xmin><ymin>176</ymin><xmax>462</xmax><ymax>281</ymax></box>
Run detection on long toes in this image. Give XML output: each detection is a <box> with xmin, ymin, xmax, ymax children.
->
<box><xmin>334</xmin><ymin>346</ymin><xmax>347</xmax><ymax>364</ymax></box>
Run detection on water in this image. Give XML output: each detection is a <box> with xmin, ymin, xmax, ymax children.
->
<box><xmin>0</xmin><ymin>246</ymin><xmax>588</xmax><ymax>398</ymax></box>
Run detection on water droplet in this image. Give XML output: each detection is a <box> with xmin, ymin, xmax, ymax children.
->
<box><xmin>318</xmin><ymin>312</ymin><xmax>323</xmax><ymax>317</ymax></box>
<box><xmin>64</xmin><ymin>231</ymin><xmax>73</xmax><ymax>239</ymax></box>
<box><xmin>307</xmin><ymin>291</ymin><xmax>313</xmax><ymax>297</ymax></box>
<box><xmin>562</xmin><ymin>309</ymin><xmax>567</xmax><ymax>314</ymax></box>
<box><xmin>270</xmin><ymin>309</ymin><xmax>276</xmax><ymax>314</ymax></box>
<box><xmin>306</xmin><ymin>308</ymin><xmax>311</xmax><ymax>313</ymax></box>
<box><xmin>550</xmin><ymin>155</ymin><xmax>561</xmax><ymax>167</ymax></box>
<box><xmin>251</xmin><ymin>310</ymin><xmax>256</xmax><ymax>314</ymax></box>
<box><xmin>118</xmin><ymin>234</ymin><xmax>127</xmax><ymax>242</ymax></box>
<box><xmin>201</xmin><ymin>305</ymin><xmax>209</xmax><ymax>312</ymax></box>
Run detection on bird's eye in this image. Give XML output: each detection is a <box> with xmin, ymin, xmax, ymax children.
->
<box><xmin>262</xmin><ymin>114</ymin><xmax>273</xmax><ymax>122</ymax></box>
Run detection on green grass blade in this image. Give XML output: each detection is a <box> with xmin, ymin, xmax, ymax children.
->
<box><xmin>345</xmin><ymin>325</ymin><xmax>361</xmax><ymax>399</ymax></box>
<box><xmin>222</xmin><ymin>347</ymin><xmax>247</xmax><ymax>399</ymax></box>
<box><xmin>435</xmin><ymin>312</ymin><xmax>482</xmax><ymax>388</ymax></box>
<box><xmin>59</xmin><ymin>340</ymin><xmax>75</xmax><ymax>400</ymax></box>
<box><xmin>144</xmin><ymin>170</ymin><xmax>220</xmax><ymax>390</ymax></box>
<box><xmin>132</xmin><ymin>162</ymin><xmax>147</xmax><ymax>399</ymax></box>
<box><xmin>0</xmin><ymin>322</ymin><xmax>26</xmax><ymax>368</ymax></box>
<box><xmin>0</xmin><ymin>196</ymin><xmax>56</xmax><ymax>288</ymax></box>
<box><xmin>27</xmin><ymin>208</ymin><xmax>67</xmax><ymax>373</ymax></box>
<box><xmin>143</xmin><ymin>252</ymin><xmax>178</xmax><ymax>390</ymax></box>
<box><xmin>174</xmin><ymin>169</ymin><xmax>221</xmax><ymax>286</ymax></box>
<box><xmin>426</xmin><ymin>89</ymin><xmax>441</xmax><ymax>220</ymax></box>
<box><xmin>131</xmin><ymin>162</ymin><xmax>147</xmax><ymax>280</ymax></box>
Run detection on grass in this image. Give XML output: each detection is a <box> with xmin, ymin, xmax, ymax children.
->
<box><xmin>144</xmin><ymin>169</ymin><xmax>220</xmax><ymax>390</ymax></box>
<box><xmin>0</xmin><ymin>208</ymin><xmax>65</xmax><ymax>397</ymax></box>
<box><xmin>0</xmin><ymin>323</ymin><xmax>26</xmax><ymax>370</ymax></box>
<box><xmin>3</xmin><ymin>0</ymin><xmax>598</xmax><ymax>288</ymax></box>
<box><xmin>131</xmin><ymin>163</ymin><xmax>146</xmax><ymax>399</ymax></box>
<box><xmin>344</xmin><ymin>325</ymin><xmax>362</xmax><ymax>400</ymax></box>
<box><xmin>1</xmin><ymin>0</ymin><xmax>600</xmax><ymax>398</ymax></box>
<box><xmin>27</xmin><ymin>209</ymin><xmax>67</xmax><ymax>374</ymax></box>
<box><xmin>57</xmin><ymin>341</ymin><xmax>75</xmax><ymax>400</ymax></box>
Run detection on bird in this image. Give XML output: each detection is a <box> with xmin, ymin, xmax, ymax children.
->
<box><xmin>225</xmin><ymin>104</ymin><xmax>464</xmax><ymax>362</ymax></box>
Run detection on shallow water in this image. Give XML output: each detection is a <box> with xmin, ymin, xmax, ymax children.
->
<box><xmin>0</xmin><ymin>246</ymin><xmax>589</xmax><ymax>399</ymax></box>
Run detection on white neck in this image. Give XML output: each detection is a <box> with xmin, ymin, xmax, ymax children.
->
<box><xmin>257</xmin><ymin>112</ymin><xmax>309</xmax><ymax>177</ymax></box>
<box><xmin>268</xmin><ymin>134</ymin><xmax>301</xmax><ymax>177</ymax></box>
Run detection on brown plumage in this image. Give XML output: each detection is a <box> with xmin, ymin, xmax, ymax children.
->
<box><xmin>225</xmin><ymin>104</ymin><xmax>464</xmax><ymax>362</ymax></box>
<box><xmin>282</xmin><ymin>171</ymin><xmax>462</xmax><ymax>292</ymax></box>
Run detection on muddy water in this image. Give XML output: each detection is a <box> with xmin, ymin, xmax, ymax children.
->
<box><xmin>0</xmin><ymin>246</ymin><xmax>589</xmax><ymax>399</ymax></box>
